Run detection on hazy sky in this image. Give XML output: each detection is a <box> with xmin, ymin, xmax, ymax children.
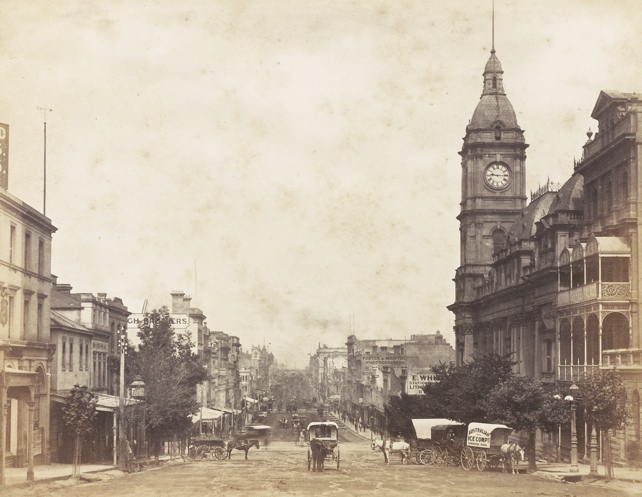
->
<box><xmin>3</xmin><ymin>1</ymin><xmax>642</xmax><ymax>367</ymax></box>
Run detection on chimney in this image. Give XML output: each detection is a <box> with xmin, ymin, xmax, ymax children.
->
<box><xmin>170</xmin><ymin>291</ymin><xmax>185</xmax><ymax>313</ymax></box>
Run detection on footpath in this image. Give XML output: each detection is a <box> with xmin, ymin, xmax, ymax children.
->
<box><xmin>0</xmin><ymin>455</ymin><xmax>187</xmax><ymax>490</ymax></box>
<box><xmin>331</xmin><ymin>411</ymin><xmax>642</xmax><ymax>491</ymax></box>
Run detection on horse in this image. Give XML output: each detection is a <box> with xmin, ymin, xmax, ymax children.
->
<box><xmin>226</xmin><ymin>438</ymin><xmax>260</xmax><ymax>460</ymax></box>
<box><xmin>500</xmin><ymin>442</ymin><xmax>525</xmax><ymax>474</ymax></box>
<box><xmin>295</xmin><ymin>428</ymin><xmax>306</xmax><ymax>446</ymax></box>
<box><xmin>309</xmin><ymin>439</ymin><xmax>333</xmax><ymax>471</ymax></box>
<box><xmin>371</xmin><ymin>439</ymin><xmax>410</xmax><ymax>464</ymax></box>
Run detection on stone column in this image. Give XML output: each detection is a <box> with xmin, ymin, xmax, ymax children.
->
<box><xmin>27</xmin><ymin>401</ymin><xmax>36</xmax><ymax>481</ymax></box>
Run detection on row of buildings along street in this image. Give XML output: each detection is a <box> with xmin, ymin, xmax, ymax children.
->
<box><xmin>0</xmin><ymin>162</ymin><xmax>276</xmax><ymax>482</ymax></box>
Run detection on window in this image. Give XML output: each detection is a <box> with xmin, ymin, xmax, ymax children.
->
<box><xmin>622</xmin><ymin>171</ymin><xmax>629</xmax><ymax>203</ymax></box>
<box><xmin>592</xmin><ymin>189</ymin><xmax>599</xmax><ymax>218</ymax></box>
<box><xmin>79</xmin><ymin>339</ymin><xmax>83</xmax><ymax>371</ymax></box>
<box><xmin>492</xmin><ymin>229</ymin><xmax>505</xmax><ymax>254</ymax></box>
<box><xmin>23</xmin><ymin>299</ymin><xmax>30</xmax><ymax>339</ymax></box>
<box><xmin>62</xmin><ymin>338</ymin><xmax>67</xmax><ymax>370</ymax></box>
<box><xmin>38</xmin><ymin>239</ymin><xmax>44</xmax><ymax>275</ymax></box>
<box><xmin>24</xmin><ymin>232</ymin><xmax>31</xmax><ymax>271</ymax></box>
<box><xmin>9</xmin><ymin>225</ymin><xmax>15</xmax><ymax>264</ymax></box>
<box><xmin>6</xmin><ymin>295</ymin><xmax>14</xmax><ymax>338</ymax></box>
<box><xmin>37</xmin><ymin>301</ymin><xmax>43</xmax><ymax>340</ymax></box>
<box><xmin>492</xmin><ymin>76</ymin><xmax>497</xmax><ymax>89</ymax></box>
<box><xmin>606</xmin><ymin>180</ymin><xmax>613</xmax><ymax>212</ymax></box>
<box><xmin>544</xmin><ymin>339</ymin><xmax>554</xmax><ymax>372</ymax></box>
<box><xmin>69</xmin><ymin>338</ymin><xmax>74</xmax><ymax>371</ymax></box>
<box><xmin>85</xmin><ymin>342</ymin><xmax>89</xmax><ymax>371</ymax></box>
<box><xmin>494</xmin><ymin>125</ymin><xmax>501</xmax><ymax>140</ymax></box>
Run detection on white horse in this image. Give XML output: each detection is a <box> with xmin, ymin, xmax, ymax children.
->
<box><xmin>500</xmin><ymin>443</ymin><xmax>525</xmax><ymax>474</ymax></box>
<box><xmin>371</xmin><ymin>439</ymin><xmax>410</xmax><ymax>464</ymax></box>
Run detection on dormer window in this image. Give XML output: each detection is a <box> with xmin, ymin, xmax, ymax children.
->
<box><xmin>492</xmin><ymin>76</ymin><xmax>497</xmax><ymax>88</ymax></box>
<box><xmin>494</xmin><ymin>125</ymin><xmax>502</xmax><ymax>140</ymax></box>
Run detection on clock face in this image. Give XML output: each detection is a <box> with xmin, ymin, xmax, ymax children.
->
<box><xmin>485</xmin><ymin>163</ymin><xmax>510</xmax><ymax>189</ymax></box>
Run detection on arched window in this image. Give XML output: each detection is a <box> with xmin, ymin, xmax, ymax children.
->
<box><xmin>492</xmin><ymin>76</ymin><xmax>497</xmax><ymax>89</ymax></box>
<box><xmin>492</xmin><ymin>229</ymin><xmax>505</xmax><ymax>254</ymax></box>
<box><xmin>494</xmin><ymin>125</ymin><xmax>501</xmax><ymax>140</ymax></box>
<box><xmin>592</xmin><ymin>189</ymin><xmax>599</xmax><ymax>218</ymax></box>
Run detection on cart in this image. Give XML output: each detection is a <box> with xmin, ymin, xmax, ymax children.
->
<box><xmin>410</xmin><ymin>419</ymin><xmax>463</xmax><ymax>465</ymax></box>
<box><xmin>307</xmin><ymin>421</ymin><xmax>340</xmax><ymax>471</ymax></box>
<box><xmin>189</xmin><ymin>435</ymin><xmax>228</xmax><ymax>460</ymax></box>
<box><xmin>460</xmin><ymin>422</ymin><xmax>513</xmax><ymax>471</ymax></box>
<box><xmin>430</xmin><ymin>423</ymin><xmax>467</xmax><ymax>466</ymax></box>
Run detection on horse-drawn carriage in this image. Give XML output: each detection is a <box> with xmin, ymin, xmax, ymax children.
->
<box><xmin>460</xmin><ymin>422</ymin><xmax>516</xmax><ymax>472</ymax></box>
<box><xmin>189</xmin><ymin>434</ymin><xmax>229</xmax><ymax>460</ymax></box>
<box><xmin>409</xmin><ymin>419</ymin><xmax>462</xmax><ymax>465</ymax></box>
<box><xmin>429</xmin><ymin>423</ymin><xmax>467</xmax><ymax>466</ymax></box>
<box><xmin>307</xmin><ymin>421</ymin><xmax>340</xmax><ymax>471</ymax></box>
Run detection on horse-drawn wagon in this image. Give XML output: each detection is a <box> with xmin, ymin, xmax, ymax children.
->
<box><xmin>307</xmin><ymin>421</ymin><xmax>340</xmax><ymax>471</ymax></box>
<box><xmin>409</xmin><ymin>419</ymin><xmax>463</xmax><ymax>465</ymax></box>
<box><xmin>460</xmin><ymin>422</ymin><xmax>516</xmax><ymax>471</ymax></box>
<box><xmin>189</xmin><ymin>435</ymin><xmax>229</xmax><ymax>460</ymax></box>
<box><xmin>429</xmin><ymin>423</ymin><xmax>467</xmax><ymax>466</ymax></box>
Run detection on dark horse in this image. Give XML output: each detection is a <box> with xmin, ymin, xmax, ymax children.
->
<box><xmin>309</xmin><ymin>439</ymin><xmax>333</xmax><ymax>472</ymax></box>
<box><xmin>226</xmin><ymin>438</ymin><xmax>260</xmax><ymax>460</ymax></box>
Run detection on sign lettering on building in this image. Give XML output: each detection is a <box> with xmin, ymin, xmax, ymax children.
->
<box><xmin>406</xmin><ymin>372</ymin><xmax>438</xmax><ymax>395</ymax></box>
<box><xmin>0</xmin><ymin>123</ymin><xmax>8</xmax><ymax>190</ymax></box>
<box><xmin>92</xmin><ymin>341</ymin><xmax>109</xmax><ymax>352</ymax></box>
<box><xmin>361</xmin><ymin>355</ymin><xmax>405</xmax><ymax>367</ymax></box>
<box><xmin>127</xmin><ymin>313</ymin><xmax>190</xmax><ymax>329</ymax></box>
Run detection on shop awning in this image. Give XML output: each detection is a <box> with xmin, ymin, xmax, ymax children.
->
<box><xmin>52</xmin><ymin>392</ymin><xmax>140</xmax><ymax>413</ymax></box>
<box><xmin>190</xmin><ymin>407</ymin><xmax>223</xmax><ymax>423</ymax></box>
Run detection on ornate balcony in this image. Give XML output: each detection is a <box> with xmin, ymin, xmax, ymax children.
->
<box><xmin>602</xmin><ymin>348</ymin><xmax>642</xmax><ymax>369</ymax></box>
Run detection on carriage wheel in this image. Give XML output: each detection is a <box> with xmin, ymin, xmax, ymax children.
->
<box><xmin>419</xmin><ymin>449</ymin><xmax>433</xmax><ymax>465</ymax></box>
<box><xmin>307</xmin><ymin>448</ymin><xmax>312</xmax><ymax>471</ymax></box>
<box><xmin>214</xmin><ymin>447</ymin><xmax>226</xmax><ymax>460</ymax></box>
<box><xmin>409</xmin><ymin>448</ymin><xmax>419</xmax><ymax>464</ymax></box>
<box><xmin>476</xmin><ymin>451</ymin><xmax>488</xmax><ymax>471</ymax></box>
<box><xmin>460</xmin><ymin>447</ymin><xmax>474</xmax><ymax>470</ymax></box>
<box><xmin>196</xmin><ymin>446</ymin><xmax>208</xmax><ymax>460</ymax></box>
<box><xmin>336</xmin><ymin>448</ymin><xmax>340</xmax><ymax>470</ymax></box>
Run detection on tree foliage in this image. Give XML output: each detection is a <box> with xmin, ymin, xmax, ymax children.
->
<box><xmin>579</xmin><ymin>369</ymin><xmax>628</xmax><ymax>432</ymax></box>
<box><xmin>62</xmin><ymin>384</ymin><xmax>98</xmax><ymax>476</ymax></box>
<box><xmin>422</xmin><ymin>352</ymin><xmax>517</xmax><ymax>425</ymax></box>
<box><xmin>125</xmin><ymin>307</ymin><xmax>207</xmax><ymax>454</ymax></box>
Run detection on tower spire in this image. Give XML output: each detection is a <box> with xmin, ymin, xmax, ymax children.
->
<box><xmin>492</xmin><ymin>0</ymin><xmax>495</xmax><ymax>52</ymax></box>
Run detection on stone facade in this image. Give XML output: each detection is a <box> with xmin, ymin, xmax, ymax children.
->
<box><xmin>449</xmin><ymin>46</ymin><xmax>642</xmax><ymax>462</ymax></box>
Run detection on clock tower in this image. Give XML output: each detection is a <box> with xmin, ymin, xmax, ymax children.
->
<box><xmin>449</xmin><ymin>47</ymin><xmax>528</xmax><ymax>362</ymax></box>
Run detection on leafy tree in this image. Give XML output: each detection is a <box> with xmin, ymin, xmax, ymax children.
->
<box><xmin>384</xmin><ymin>353</ymin><xmax>516</xmax><ymax>439</ymax></box>
<box><xmin>62</xmin><ymin>385</ymin><xmax>97</xmax><ymax>477</ymax></box>
<box><xmin>422</xmin><ymin>352</ymin><xmax>517</xmax><ymax>424</ymax></box>
<box><xmin>579</xmin><ymin>369</ymin><xmax>629</xmax><ymax>479</ymax></box>
<box><xmin>483</xmin><ymin>376</ymin><xmax>570</xmax><ymax>471</ymax></box>
<box><xmin>125</xmin><ymin>307</ymin><xmax>207</xmax><ymax>456</ymax></box>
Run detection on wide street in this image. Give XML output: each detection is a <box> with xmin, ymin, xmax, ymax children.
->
<box><xmin>0</xmin><ymin>434</ymin><xmax>637</xmax><ymax>497</ymax></box>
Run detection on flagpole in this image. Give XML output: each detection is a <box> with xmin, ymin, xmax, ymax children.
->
<box><xmin>37</xmin><ymin>107</ymin><xmax>52</xmax><ymax>215</ymax></box>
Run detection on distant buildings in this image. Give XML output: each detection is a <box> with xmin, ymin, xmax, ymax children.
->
<box><xmin>344</xmin><ymin>333</ymin><xmax>455</xmax><ymax>434</ymax></box>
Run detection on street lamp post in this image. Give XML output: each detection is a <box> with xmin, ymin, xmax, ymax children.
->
<box><xmin>129</xmin><ymin>376</ymin><xmax>146</xmax><ymax>460</ymax></box>
<box><xmin>117</xmin><ymin>326</ymin><xmax>127</xmax><ymax>470</ymax></box>
<box><xmin>565</xmin><ymin>383</ymin><xmax>580</xmax><ymax>473</ymax></box>
<box><xmin>589</xmin><ymin>406</ymin><xmax>598</xmax><ymax>476</ymax></box>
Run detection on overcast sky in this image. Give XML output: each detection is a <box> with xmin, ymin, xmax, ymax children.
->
<box><xmin>3</xmin><ymin>1</ymin><xmax>642</xmax><ymax>367</ymax></box>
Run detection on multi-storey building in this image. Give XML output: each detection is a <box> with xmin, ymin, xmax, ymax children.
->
<box><xmin>0</xmin><ymin>122</ymin><xmax>56</xmax><ymax>482</ymax></box>
<box><xmin>344</xmin><ymin>333</ymin><xmax>455</xmax><ymax>435</ymax></box>
<box><xmin>49</xmin><ymin>280</ymin><xmax>130</xmax><ymax>464</ymax></box>
<box><xmin>309</xmin><ymin>344</ymin><xmax>347</xmax><ymax>404</ymax></box>
<box><xmin>449</xmin><ymin>42</ymin><xmax>642</xmax><ymax>463</ymax></box>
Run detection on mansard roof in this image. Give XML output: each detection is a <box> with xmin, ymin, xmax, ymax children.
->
<box><xmin>547</xmin><ymin>173</ymin><xmax>584</xmax><ymax>215</ymax></box>
<box><xmin>509</xmin><ymin>192</ymin><xmax>556</xmax><ymax>240</ymax></box>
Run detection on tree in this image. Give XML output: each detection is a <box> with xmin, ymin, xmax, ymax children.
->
<box><xmin>126</xmin><ymin>307</ymin><xmax>207</xmax><ymax>456</ymax></box>
<box><xmin>483</xmin><ymin>376</ymin><xmax>570</xmax><ymax>471</ymax></box>
<box><xmin>422</xmin><ymin>352</ymin><xmax>517</xmax><ymax>424</ymax></box>
<box><xmin>579</xmin><ymin>369</ymin><xmax>629</xmax><ymax>479</ymax></box>
<box><xmin>384</xmin><ymin>353</ymin><xmax>516</xmax><ymax>439</ymax></box>
<box><xmin>62</xmin><ymin>385</ymin><xmax>98</xmax><ymax>477</ymax></box>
